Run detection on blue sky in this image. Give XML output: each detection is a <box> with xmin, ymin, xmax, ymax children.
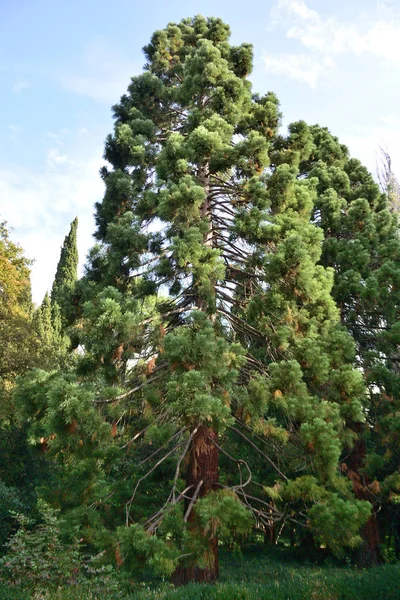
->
<box><xmin>1</xmin><ymin>0</ymin><xmax>400</xmax><ymax>303</ymax></box>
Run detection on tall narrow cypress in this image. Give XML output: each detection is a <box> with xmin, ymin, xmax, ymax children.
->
<box><xmin>50</xmin><ymin>217</ymin><xmax>78</xmax><ymax>325</ymax></box>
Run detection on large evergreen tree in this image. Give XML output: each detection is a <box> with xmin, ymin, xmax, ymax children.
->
<box><xmin>63</xmin><ymin>17</ymin><xmax>368</xmax><ymax>581</ymax></box>
<box><xmin>288</xmin><ymin>124</ymin><xmax>400</xmax><ymax>564</ymax></box>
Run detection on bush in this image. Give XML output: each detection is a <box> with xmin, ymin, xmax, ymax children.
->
<box><xmin>0</xmin><ymin>500</ymin><xmax>82</xmax><ymax>593</ymax></box>
<box><xmin>0</xmin><ymin>481</ymin><xmax>23</xmax><ymax>551</ymax></box>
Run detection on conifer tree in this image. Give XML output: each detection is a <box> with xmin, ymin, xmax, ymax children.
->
<box><xmin>33</xmin><ymin>292</ymin><xmax>68</xmax><ymax>370</ymax></box>
<box><xmin>230</xmin><ymin>131</ymin><xmax>369</xmax><ymax>552</ymax></box>
<box><xmin>64</xmin><ymin>17</ymin><xmax>369</xmax><ymax>581</ymax></box>
<box><xmin>50</xmin><ymin>217</ymin><xmax>78</xmax><ymax>326</ymax></box>
<box><xmin>290</xmin><ymin>124</ymin><xmax>400</xmax><ymax>564</ymax></box>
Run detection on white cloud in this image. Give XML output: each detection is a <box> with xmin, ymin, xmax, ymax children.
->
<box><xmin>287</xmin><ymin>18</ymin><xmax>400</xmax><ymax>66</ymax></box>
<box><xmin>60</xmin><ymin>37</ymin><xmax>141</xmax><ymax>103</ymax></box>
<box><xmin>268</xmin><ymin>0</ymin><xmax>400</xmax><ymax>84</ymax></box>
<box><xmin>274</xmin><ymin>0</ymin><xmax>319</xmax><ymax>22</ymax></box>
<box><xmin>46</xmin><ymin>148</ymin><xmax>70</xmax><ymax>169</ymax></box>
<box><xmin>376</xmin><ymin>0</ymin><xmax>396</xmax><ymax>13</ymax></box>
<box><xmin>263</xmin><ymin>53</ymin><xmax>334</xmax><ymax>87</ymax></box>
<box><xmin>12</xmin><ymin>80</ymin><xmax>30</xmax><ymax>93</ymax></box>
<box><xmin>0</xmin><ymin>147</ymin><xmax>105</xmax><ymax>304</ymax></box>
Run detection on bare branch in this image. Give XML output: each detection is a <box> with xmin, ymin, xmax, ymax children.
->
<box><xmin>125</xmin><ymin>440</ymin><xmax>186</xmax><ymax>525</ymax></box>
<box><xmin>183</xmin><ymin>480</ymin><xmax>204</xmax><ymax>522</ymax></box>
<box><xmin>172</xmin><ymin>426</ymin><xmax>199</xmax><ymax>501</ymax></box>
<box><xmin>229</xmin><ymin>425</ymin><xmax>289</xmax><ymax>482</ymax></box>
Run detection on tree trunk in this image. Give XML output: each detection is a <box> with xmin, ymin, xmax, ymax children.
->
<box><xmin>173</xmin><ymin>162</ymin><xmax>220</xmax><ymax>584</ymax></box>
<box><xmin>346</xmin><ymin>422</ymin><xmax>381</xmax><ymax>566</ymax></box>
<box><xmin>173</xmin><ymin>425</ymin><xmax>219</xmax><ymax>584</ymax></box>
<box><xmin>357</xmin><ymin>512</ymin><xmax>381</xmax><ymax>567</ymax></box>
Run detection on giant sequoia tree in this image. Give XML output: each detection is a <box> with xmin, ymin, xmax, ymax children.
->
<box><xmin>17</xmin><ymin>17</ymin><xmax>374</xmax><ymax>584</ymax></box>
<box><xmin>67</xmin><ymin>17</ymin><xmax>369</xmax><ymax>580</ymax></box>
<box><xmin>290</xmin><ymin>126</ymin><xmax>400</xmax><ymax>564</ymax></box>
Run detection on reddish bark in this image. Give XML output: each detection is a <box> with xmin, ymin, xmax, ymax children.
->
<box><xmin>173</xmin><ymin>425</ymin><xmax>219</xmax><ymax>585</ymax></box>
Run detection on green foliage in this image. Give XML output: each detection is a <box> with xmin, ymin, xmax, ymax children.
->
<box><xmin>163</xmin><ymin>312</ymin><xmax>245</xmax><ymax>428</ymax></box>
<box><xmin>33</xmin><ymin>292</ymin><xmax>70</xmax><ymax>370</ymax></box>
<box><xmin>196</xmin><ymin>489</ymin><xmax>253</xmax><ymax>542</ymax></box>
<box><xmin>0</xmin><ymin>481</ymin><xmax>23</xmax><ymax>551</ymax></box>
<box><xmin>298</xmin><ymin>124</ymin><xmax>400</xmax><ymax>560</ymax></box>
<box><xmin>3</xmin><ymin>549</ymin><xmax>400</xmax><ymax>600</ymax></box>
<box><xmin>309</xmin><ymin>495</ymin><xmax>371</xmax><ymax>556</ymax></box>
<box><xmin>0</xmin><ymin>501</ymin><xmax>81</xmax><ymax>591</ymax></box>
<box><xmin>0</xmin><ymin>501</ymin><xmax>126</xmax><ymax>599</ymax></box>
<box><xmin>50</xmin><ymin>217</ymin><xmax>79</xmax><ymax>326</ymax></box>
<box><xmin>0</xmin><ymin>221</ymin><xmax>37</xmax><ymax>410</ymax></box>
<box><xmin>118</xmin><ymin>523</ymin><xmax>181</xmax><ymax>577</ymax></box>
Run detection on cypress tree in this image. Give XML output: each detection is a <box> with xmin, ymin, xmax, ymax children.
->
<box><xmin>33</xmin><ymin>292</ymin><xmax>68</xmax><ymax>370</ymax></box>
<box><xmin>50</xmin><ymin>217</ymin><xmax>78</xmax><ymax>325</ymax></box>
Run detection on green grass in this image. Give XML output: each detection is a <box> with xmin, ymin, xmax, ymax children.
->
<box><xmin>2</xmin><ymin>546</ymin><xmax>400</xmax><ymax>600</ymax></box>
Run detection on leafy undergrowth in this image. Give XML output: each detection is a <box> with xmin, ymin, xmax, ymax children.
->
<box><xmin>1</xmin><ymin>547</ymin><xmax>399</xmax><ymax>600</ymax></box>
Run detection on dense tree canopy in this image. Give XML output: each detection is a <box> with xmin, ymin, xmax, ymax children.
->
<box><xmin>0</xmin><ymin>222</ymin><xmax>47</xmax><ymax>552</ymax></box>
<box><xmin>0</xmin><ymin>221</ymin><xmax>36</xmax><ymax>413</ymax></box>
<box><xmin>298</xmin><ymin>126</ymin><xmax>400</xmax><ymax>563</ymax></box>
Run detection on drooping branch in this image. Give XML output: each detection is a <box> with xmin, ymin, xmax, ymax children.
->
<box><xmin>207</xmin><ymin>434</ymin><xmax>252</xmax><ymax>492</ymax></box>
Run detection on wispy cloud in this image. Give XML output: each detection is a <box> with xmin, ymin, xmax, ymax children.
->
<box><xmin>46</xmin><ymin>148</ymin><xmax>70</xmax><ymax>169</ymax></box>
<box><xmin>263</xmin><ymin>53</ymin><xmax>334</xmax><ymax>88</ymax></box>
<box><xmin>273</xmin><ymin>0</ymin><xmax>318</xmax><ymax>22</ymax></box>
